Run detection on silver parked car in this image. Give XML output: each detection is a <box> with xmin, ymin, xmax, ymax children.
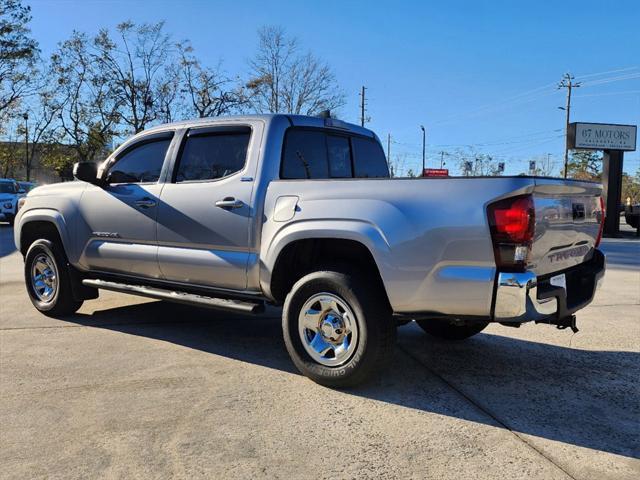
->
<box><xmin>14</xmin><ymin>114</ymin><xmax>605</xmax><ymax>386</ymax></box>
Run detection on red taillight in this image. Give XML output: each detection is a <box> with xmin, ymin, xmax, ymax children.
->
<box><xmin>489</xmin><ymin>195</ymin><xmax>535</xmax><ymax>243</ymax></box>
<box><xmin>595</xmin><ymin>196</ymin><xmax>605</xmax><ymax>248</ymax></box>
<box><xmin>488</xmin><ymin>195</ymin><xmax>535</xmax><ymax>271</ymax></box>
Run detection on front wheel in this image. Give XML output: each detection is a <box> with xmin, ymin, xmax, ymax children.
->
<box><xmin>282</xmin><ymin>269</ymin><xmax>395</xmax><ymax>388</ymax></box>
<box><xmin>24</xmin><ymin>239</ymin><xmax>83</xmax><ymax>317</ymax></box>
<box><xmin>416</xmin><ymin>318</ymin><xmax>488</xmax><ymax>340</ymax></box>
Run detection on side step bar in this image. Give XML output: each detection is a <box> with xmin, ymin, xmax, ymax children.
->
<box><xmin>82</xmin><ymin>279</ymin><xmax>265</xmax><ymax>314</ymax></box>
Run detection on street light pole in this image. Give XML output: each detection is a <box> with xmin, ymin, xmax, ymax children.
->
<box><xmin>23</xmin><ymin>112</ymin><xmax>29</xmax><ymax>181</ymax></box>
<box><xmin>420</xmin><ymin>125</ymin><xmax>425</xmax><ymax>175</ymax></box>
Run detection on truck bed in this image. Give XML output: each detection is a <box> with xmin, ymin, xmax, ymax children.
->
<box><xmin>261</xmin><ymin>176</ymin><xmax>602</xmax><ymax>317</ymax></box>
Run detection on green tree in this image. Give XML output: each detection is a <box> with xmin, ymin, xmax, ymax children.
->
<box><xmin>39</xmin><ymin>142</ymin><xmax>77</xmax><ymax>181</ymax></box>
<box><xmin>564</xmin><ymin>150</ymin><xmax>602</xmax><ymax>180</ymax></box>
<box><xmin>0</xmin><ymin>140</ymin><xmax>21</xmax><ymax>177</ymax></box>
<box><xmin>621</xmin><ymin>168</ymin><xmax>640</xmax><ymax>205</ymax></box>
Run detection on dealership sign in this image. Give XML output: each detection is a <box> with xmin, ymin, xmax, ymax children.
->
<box><xmin>568</xmin><ymin>122</ymin><xmax>637</xmax><ymax>151</ymax></box>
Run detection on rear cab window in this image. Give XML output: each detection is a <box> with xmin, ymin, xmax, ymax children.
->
<box><xmin>280</xmin><ymin>128</ymin><xmax>389</xmax><ymax>179</ymax></box>
<box><xmin>281</xmin><ymin>130</ymin><xmax>328</xmax><ymax>179</ymax></box>
<box><xmin>352</xmin><ymin>137</ymin><xmax>389</xmax><ymax>178</ymax></box>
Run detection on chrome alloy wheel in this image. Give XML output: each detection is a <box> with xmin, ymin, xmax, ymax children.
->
<box><xmin>298</xmin><ymin>293</ymin><xmax>359</xmax><ymax>367</ymax></box>
<box><xmin>30</xmin><ymin>252</ymin><xmax>58</xmax><ymax>303</ymax></box>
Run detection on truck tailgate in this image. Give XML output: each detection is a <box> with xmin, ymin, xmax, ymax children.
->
<box><xmin>529</xmin><ymin>179</ymin><xmax>603</xmax><ymax>276</ymax></box>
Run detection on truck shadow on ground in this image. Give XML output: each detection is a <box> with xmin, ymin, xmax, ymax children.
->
<box><xmin>67</xmin><ymin>300</ymin><xmax>639</xmax><ymax>460</ymax></box>
<box><xmin>0</xmin><ymin>224</ymin><xmax>16</xmax><ymax>257</ymax></box>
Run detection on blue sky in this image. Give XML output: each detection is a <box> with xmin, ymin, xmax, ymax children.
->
<box><xmin>29</xmin><ymin>0</ymin><xmax>640</xmax><ymax>175</ymax></box>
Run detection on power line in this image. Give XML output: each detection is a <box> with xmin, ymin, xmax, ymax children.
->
<box><xmin>580</xmin><ymin>72</ymin><xmax>640</xmax><ymax>87</ymax></box>
<box><xmin>390</xmin><ymin>128</ymin><xmax>562</xmax><ymax>149</ymax></box>
<box><xmin>430</xmin><ymin>88</ymin><xmax>559</xmax><ymax>127</ymax></box>
<box><xmin>575</xmin><ymin>66</ymin><xmax>639</xmax><ymax>80</ymax></box>
<box><xmin>573</xmin><ymin>90</ymin><xmax>640</xmax><ymax>98</ymax></box>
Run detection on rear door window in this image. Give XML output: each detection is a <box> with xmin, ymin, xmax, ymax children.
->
<box><xmin>176</xmin><ymin>129</ymin><xmax>250</xmax><ymax>182</ymax></box>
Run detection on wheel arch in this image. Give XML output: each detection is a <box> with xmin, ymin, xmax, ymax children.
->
<box><xmin>262</xmin><ymin>223</ymin><xmax>391</xmax><ymax>306</ymax></box>
<box><xmin>17</xmin><ymin>210</ymin><xmax>71</xmax><ymax>258</ymax></box>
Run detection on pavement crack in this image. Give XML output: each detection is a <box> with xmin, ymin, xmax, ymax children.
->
<box><xmin>396</xmin><ymin>343</ymin><xmax>579</xmax><ymax>480</ymax></box>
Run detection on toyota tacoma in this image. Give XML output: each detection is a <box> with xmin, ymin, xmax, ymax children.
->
<box><xmin>14</xmin><ymin>114</ymin><xmax>606</xmax><ymax>386</ymax></box>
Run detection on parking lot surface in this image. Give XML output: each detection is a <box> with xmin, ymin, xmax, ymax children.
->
<box><xmin>1</xmin><ymin>223</ymin><xmax>638</xmax><ymax>479</ymax></box>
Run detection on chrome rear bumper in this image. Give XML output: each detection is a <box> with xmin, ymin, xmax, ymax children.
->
<box><xmin>493</xmin><ymin>249</ymin><xmax>605</xmax><ymax>323</ymax></box>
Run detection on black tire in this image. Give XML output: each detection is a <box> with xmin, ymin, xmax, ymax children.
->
<box><xmin>24</xmin><ymin>239</ymin><xmax>83</xmax><ymax>317</ymax></box>
<box><xmin>416</xmin><ymin>318</ymin><xmax>488</xmax><ymax>340</ymax></box>
<box><xmin>282</xmin><ymin>269</ymin><xmax>396</xmax><ymax>388</ymax></box>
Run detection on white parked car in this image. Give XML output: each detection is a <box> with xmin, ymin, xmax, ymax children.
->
<box><xmin>0</xmin><ymin>178</ymin><xmax>25</xmax><ymax>226</ymax></box>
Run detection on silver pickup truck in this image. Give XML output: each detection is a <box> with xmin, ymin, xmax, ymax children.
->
<box><xmin>14</xmin><ymin>114</ymin><xmax>605</xmax><ymax>387</ymax></box>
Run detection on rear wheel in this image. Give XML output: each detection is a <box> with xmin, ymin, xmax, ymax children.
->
<box><xmin>24</xmin><ymin>239</ymin><xmax>83</xmax><ymax>316</ymax></box>
<box><xmin>282</xmin><ymin>269</ymin><xmax>395</xmax><ymax>388</ymax></box>
<box><xmin>416</xmin><ymin>319</ymin><xmax>488</xmax><ymax>340</ymax></box>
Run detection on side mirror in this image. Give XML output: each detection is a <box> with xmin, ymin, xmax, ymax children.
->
<box><xmin>73</xmin><ymin>162</ymin><xmax>104</xmax><ymax>186</ymax></box>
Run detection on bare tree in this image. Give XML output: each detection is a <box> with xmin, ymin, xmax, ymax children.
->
<box><xmin>94</xmin><ymin>21</ymin><xmax>178</xmax><ymax>133</ymax></box>
<box><xmin>19</xmin><ymin>87</ymin><xmax>62</xmax><ymax>180</ymax></box>
<box><xmin>156</xmin><ymin>62</ymin><xmax>181</xmax><ymax>123</ymax></box>
<box><xmin>51</xmin><ymin>32</ymin><xmax>120</xmax><ymax>163</ymax></box>
<box><xmin>389</xmin><ymin>152</ymin><xmax>410</xmax><ymax>178</ymax></box>
<box><xmin>246</xmin><ymin>26</ymin><xmax>344</xmax><ymax>115</ymax></box>
<box><xmin>178</xmin><ymin>42</ymin><xmax>246</xmax><ymax>118</ymax></box>
<box><xmin>456</xmin><ymin>149</ymin><xmax>501</xmax><ymax>176</ymax></box>
<box><xmin>528</xmin><ymin>154</ymin><xmax>556</xmax><ymax>177</ymax></box>
<box><xmin>0</xmin><ymin>0</ymin><xmax>38</xmax><ymax>119</ymax></box>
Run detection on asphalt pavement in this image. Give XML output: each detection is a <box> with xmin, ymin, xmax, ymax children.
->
<box><xmin>1</xmin><ymin>222</ymin><xmax>638</xmax><ymax>479</ymax></box>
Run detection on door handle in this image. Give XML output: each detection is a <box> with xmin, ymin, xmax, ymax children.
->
<box><xmin>134</xmin><ymin>198</ymin><xmax>157</xmax><ymax>209</ymax></box>
<box><xmin>215</xmin><ymin>197</ymin><xmax>243</xmax><ymax>209</ymax></box>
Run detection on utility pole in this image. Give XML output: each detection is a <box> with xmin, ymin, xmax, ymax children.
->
<box><xmin>420</xmin><ymin>125</ymin><xmax>426</xmax><ymax>175</ymax></box>
<box><xmin>439</xmin><ymin>151</ymin><xmax>447</xmax><ymax>169</ymax></box>
<box><xmin>23</xmin><ymin>112</ymin><xmax>29</xmax><ymax>181</ymax></box>
<box><xmin>558</xmin><ymin>73</ymin><xmax>580</xmax><ymax>178</ymax></box>
<box><xmin>359</xmin><ymin>86</ymin><xmax>367</xmax><ymax>127</ymax></box>
<box><xmin>387</xmin><ymin>133</ymin><xmax>392</xmax><ymax>176</ymax></box>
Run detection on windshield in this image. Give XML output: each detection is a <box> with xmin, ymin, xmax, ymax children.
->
<box><xmin>0</xmin><ymin>183</ymin><xmax>16</xmax><ymax>194</ymax></box>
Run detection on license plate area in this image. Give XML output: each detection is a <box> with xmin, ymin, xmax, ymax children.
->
<box><xmin>550</xmin><ymin>273</ymin><xmax>566</xmax><ymax>290</ymax></box>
